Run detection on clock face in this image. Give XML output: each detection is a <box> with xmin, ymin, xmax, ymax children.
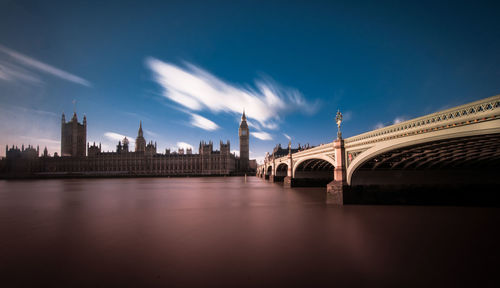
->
<box><xmin>241</xmin><ymin>130</ymin><xmax>247</xmax><ymax>136</ymax></box>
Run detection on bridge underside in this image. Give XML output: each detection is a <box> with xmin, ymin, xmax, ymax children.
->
<box><xmin>352</xmin><ymin>133</ymin><xmax>500</xmax><ymax>185</ymax></box>
<box><xmin>293</xmin><ymin>159</ymin><xmax>334</xmax><ymax>187</ymax></box>
<box><xmin>349</xmin><ymin>133</ymin><xmax>500</xmax><ymax>205</ymax></box>
<box><xmin>273</xmin><ymin>164</ymin><xmax>287</xmax><ymax>182</ymax></box>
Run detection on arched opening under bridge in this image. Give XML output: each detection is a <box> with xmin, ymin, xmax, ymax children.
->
<box><xmin>274</xmin><ymin>163</ymin><xmax>288</xmax><ymax>182</ymax></box>
<box><xmin>265</xmin><ymin>165</ymin><xmax>272</xmax><ymax>180</ymax></box>
<box><xmin>348</xmin><ymin>133</ymin><xmax>500</xmax><ymax>205</ymax></box>
<box><xmin>293</xmin><ymin>158</ymin><xmax>334</xmax><ymax>187</ymax></box>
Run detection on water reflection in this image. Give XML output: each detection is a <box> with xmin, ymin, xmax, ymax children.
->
<box><xmin>0</xmin><ymin>177</ymin><xmax>499</xmax><ymax>287</ymax></box>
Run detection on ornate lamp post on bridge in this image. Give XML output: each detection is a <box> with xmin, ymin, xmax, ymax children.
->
<box><xmin>284</xmin><ymin>140</ymin><xmax>294</xmax><ymax>188</ymax></box>
<box><xmin>327</xmin><ymin>109</ymin><xmax>347</xmax><ymax>205</ymax></box>
<box><xmin>336</xmin><ymin>110</ymin><xmax>343</xmax><ymax>140</ymax></box>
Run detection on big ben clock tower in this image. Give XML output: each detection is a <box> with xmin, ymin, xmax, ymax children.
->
<box><xmin>239</xmin><ymin>110</ymin><xmax>249</xmax><ymax>171</ymax></box>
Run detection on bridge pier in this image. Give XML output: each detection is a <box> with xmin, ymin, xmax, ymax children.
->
<box><xmin>284</xmin><ymin>176</ymin><xmax>293</xmax><ymax>188</ymax></box>
<box><xmin>326</xmin><ymin>182</ymin><xmax>346</xmax><ymax>205</ymax></box>
<box><xmin>326</xmin><ymin>139</ymin><xmax>346</xmax><ymax>206</ymax></box>
<box><xmin>269</xmin><ymin>174</ymin><xmax>275</xmax><ymax>182</ymax></box>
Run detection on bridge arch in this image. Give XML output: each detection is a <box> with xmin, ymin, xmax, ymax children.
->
<box><xmin>347</xmin><ymin>120</ymin><xmax>500</xmax><ymax>185</ymax></box>
<box><xmin>276</xmin><ymin>163</ymin><xmax>288</xmax><ymax>173</ymax></box>
<box><xmin>266</xmin><ymin>165</ymin><xmax>272</xmax><ymax>175</ymax></box>
<box><xmin>273</xmin><ymin>162</ymin><xmax>288</xmax><ymax>182</ymax></box>
<box><xmin>292</xmin><ymin>155</ymin><xmax>335</xmax><ymax>178</ymax></box>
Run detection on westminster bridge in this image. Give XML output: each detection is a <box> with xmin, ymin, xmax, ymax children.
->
<box><xmin>257</xmin><ymin>95</ymin><xmax>500</xmax><ymax>205</ymax></box>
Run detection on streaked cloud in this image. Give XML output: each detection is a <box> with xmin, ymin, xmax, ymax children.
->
<box><xmin>145</xmin><ymin>129</ymin><xmax>159</xmax><ymax>138</ymax></box>
<box><xmin>343</xmin><ymin>111</ymin><xmax>353</xmax><ymax>122</ymax></box>
<box><xmin>190</xmin><ymin>113</ymin><xmax>219</xmax><ymax>131</ymax></box>
<box><xmin>0</xmin><ymin>61</ymin><xmax>42</xmax><ymax>84</ymax></box>
<box><xmin>146</xmin><ymin>57</ymin><xmax>318</xmax><ymax>131</ymax></box>
<box><xmin>393</xmin><ymin>116</ymin><xmax>406</xmax><ymax>124</ymax></box>
<box><xmin>104</xmin><ymin>132</ymin><xmax>133</xmax><ymax>142</ymax></box>
<box><xmin>283</xmin><ymin>133</ymin><xmax>291</xmax><ymax>141</ymax></box>
<box><xmin>0</xmin><ymin>44</ymin><xmax>91</xmax><ymax>87</ymax></box>
<box><xmin>251</xmin><ymin>131</ymin><xmax>273</xmax><ymax>141</ymax></box>
<box><xmin>176</xmin><ymin>142</ymin><xmax>193</xmax><ymax>151</ymax></box>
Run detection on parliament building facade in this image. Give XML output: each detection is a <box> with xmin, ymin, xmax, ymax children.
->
<box><xmin>1</xmin><ymin>112</ymin><xmax>255</xmax><ymax>178</ymax></box>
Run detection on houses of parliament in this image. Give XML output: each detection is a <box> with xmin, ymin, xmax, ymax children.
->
<box><xmin>0</xmin><ymin>111</ymin><xmax>255</xmax><ymax>178</ymax></box>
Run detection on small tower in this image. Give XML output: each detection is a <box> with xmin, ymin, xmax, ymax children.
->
<box><xmin>122</xmin><ymin>137</ymin><xmax>129</xmax><ymax>153</ymax></box>
<box><xmin>61</xmin><ymin>111</ymin><xmax>86</xmax><ymax>157</ymax></box>
<box><xmin>239</xmin><ymin>110</ymin><xmax>249</xmax><ymax>171</ymax></box>
<box><xmin>135</xmin><ymin>121</ymin><xmax>146</xmax><ymax>152</ymax></box>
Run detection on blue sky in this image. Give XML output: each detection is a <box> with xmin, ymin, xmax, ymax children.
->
<box><xmin>1</xmin><ymin>0</ymin><xmax>499</xmax><ymax>162</ymax></box>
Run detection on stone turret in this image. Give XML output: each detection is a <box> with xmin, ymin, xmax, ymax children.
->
<box><xmin>135</xmin><ymin>121</ymin><xmax>146</xmax><ymax>152</ymax></box>
<box><xmin>61</xmin><ymin>111</ymin><xmax>86</xmax><ymax>157</ymax></box>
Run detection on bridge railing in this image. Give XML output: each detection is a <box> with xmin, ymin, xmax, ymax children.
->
<box><xmin>344</xmin><ymin>95</ymin><xmax>500</xmax><ymax>147</ymax></box>
<box><xmin>258</xmin><ymin>95</ymin><xmax>500</xmax><ymax>171</ymax></box>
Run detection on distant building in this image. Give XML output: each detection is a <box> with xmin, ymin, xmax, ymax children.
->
<box><xmin>61</xmin><ymin>112</ymin><xmax>86</xmax><ymax>157</ymax></box>
<box><xmin>135</xmin><ymin>121</ymin><xmax>146</xmax><ymax>152</ymax></box>
<box><xmin>239</xmin><ymin>110</ymin><xmax>249</xmax><ymax>171</ymax></box>
<box><xmin>0</xmin><ymin>111</ymin><xmax>256</xmax><ymax>178</ymax></box>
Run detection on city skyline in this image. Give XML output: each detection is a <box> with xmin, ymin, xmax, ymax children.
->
<box><xmin>1</xmin><ymin>1</ymin><xmax>500</xmax><ymax>163</ymax></box>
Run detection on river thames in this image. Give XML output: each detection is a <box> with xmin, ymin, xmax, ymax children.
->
<box><xmin>1</xmin><ymin>177</ymin><xmax>499</xmax><ymax>287</ymax></box>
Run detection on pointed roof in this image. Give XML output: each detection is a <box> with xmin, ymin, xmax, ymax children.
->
<box><xmin>138</xmin><ymin>121</ymin><xmax>144</xmax><ymax>137</ymax></box>
<box><xmin>239</xmin><ymin>109</ymin><xmax>248</xmax><ymax>129</ymax></box>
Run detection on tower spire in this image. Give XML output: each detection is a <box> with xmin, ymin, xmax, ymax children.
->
<box><xmin>239</xmin><ymin>109</ymin><xmax>249</xmax><ymax>171</ymax></box>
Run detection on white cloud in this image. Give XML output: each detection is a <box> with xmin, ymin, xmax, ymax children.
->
<box><xmin>343</xmin><ymin>111</ymin><xmax>353</xmax><ymax>122</ymax></box>
<box><xmin>0</xmin><ymin>44</ymin><xmax>91</xmax><ymax>87</ymax></box>
<box><xmin>146</xmin><ymin>58</ymin><xmax>318</xmax><ymax>130</ymax></box>
<box><xmin>176</xmin><ymin>142</ymin><xmax>193</xmax><ymax>150</ymax></box>
<box><xmin>283</xmin><ymin>133</ymin><xmax>291</xmax><ymax>141</ymax></box>
<box><xmin>190</xmin><ymin>113</ymin><xmax>219</xmax><ymax>131</ymax></box>
<box><xmin>231</xmin><ymin>150</ymin><xmax>240</xmax><ymax>156</ymax></box>
<box><xmin>0</xmin><ymin>61</ymin><xmax>42</xmax><ymax>84</ymax></box>
<box><xmin>251</xmin><ymin>131</ymin><xmax>273</xmax><ymax>141</ymax></box>
<box><xmin>104</xmin><ymin>132</ymin><xmax>133</xmax><ymax>142</ymax></box>
<box><xmin>102</xmin><ymin>132</ymin><xmax>135</xmax><ymax>152</ymax></box>
<box><xmin>145</xmin><ymin>129</ymin><xmax>159</xmax><ymax>138</ymax></box>
<box><xmin>393</xmin><ymin>117</ymin><xmax>406</xmax><ymax>124</ymax></box>
<box><xmin>245</xmin><ymin>119</ymin><xmax>260</xmax><ymax>130</ymax></box>
<box><xmin>374</xmin><ymin>122</ymin><xmax>384</xmax><ymax>129</ymax></box>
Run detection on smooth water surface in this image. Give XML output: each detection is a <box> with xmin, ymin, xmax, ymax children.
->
<box><xmin>1</xmin><ymin>177</ymin><xmax>499</xmax><ymax>287</ymax></box>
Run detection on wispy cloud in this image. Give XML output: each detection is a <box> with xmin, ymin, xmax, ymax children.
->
<box><xmin>0</xmin><ymin>61</ymin><xmax>42</xmax><ymax>84</ymax></box>
<box><xmin>0</xmin><ymin>44</ymin><xmax>91</xmax><ymax>87</ymax></box>
<box><xmin>393</xmin><ymin>116</ymin><xmax>406</xmax><ymax>124</ymax></box>
<box><xmin>145</xmin><ymin>129</ymin><xmax>159</xmax><ymax>138</ymax></box>
<box><xmin>374</xmin><ymin>122</ymin><xmax>384</xmax><ymax>129</ymax></box>
<box><xmin>231</xmin><ymin>150</ymin><xmax>240</xmax><ymax>156</ymax></box>
<box><xmin>146</xmin><ymin>58</ymin><xmax>318</xmax><ymax>131</ymax></box>
<box><xmin>190</xmin><ymin>113</ymin><xmax>219</xmax><ymax>131</ymax></box>
<box><xmin>283</xmin><ymin>133</ymin><xmax>291</xmax><ymax>141</ymax></box>
<box><xmin>104</xmin><ymin>132</ymin><xmax>133</xmax><ymax>142</ymax></box>
<box><xmin>343</xmin><ymin>111</ymin><xmax>353</xmax><ymax>122</ymax></box>
<box><xmin>251</xmin><ymin>131</ymin><xmax>273</xmax><ymax>141</ymax></box>
<box><xmin>176</xmin><ymin>142</ymin><xmax>193</xmax><ymax>151</ymax></box>
<box><xmin>19</xmin><ymin>136</ymin><xmax>59</xmax><ymax>144</ymax></box>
